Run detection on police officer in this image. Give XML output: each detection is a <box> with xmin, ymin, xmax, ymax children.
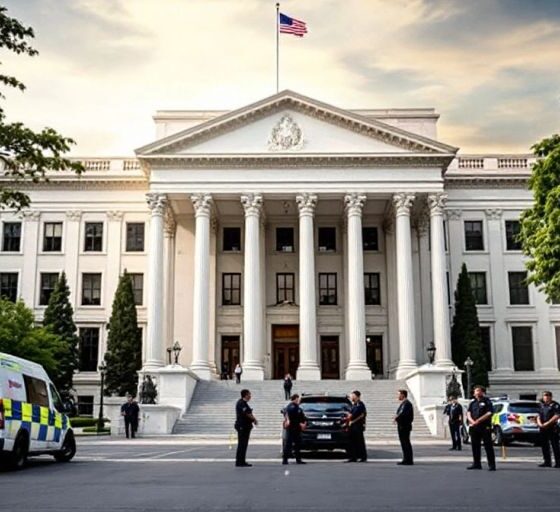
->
<box><xmin>346</xmin><ymin>390</ymin><xmax>367</xmax><ymax>463</ymax></box>
<box><xmin>466</xmin><ymin>385</ymin><xmax>496</xmax><ymax>471</ymax></box>
<box><xmin>234</xmin><ymin>389</ymin><xmax>257</xmax><ymax>467</ymax></box>
<box><xmin>282</xmin><ymin>393</ymin><xmax>307</xmax><ymax>465</ymax></box>
<box><xmin>536</xmin><ymin>390</ymin><xmax>560</xmax><ymax>468</ymax></box>
<box><xmin>444</xmin><ymin>395</ymin><xmax>463</xmax><ymax>451</ymax></box>
<box><xmin>394</xmin><ymin>389</ymin><xmax>414</xmax><ymax>465</ymax></box>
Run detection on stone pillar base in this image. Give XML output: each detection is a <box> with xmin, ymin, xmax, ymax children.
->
<box><xmin>395</xmin><ymin>361</ymin><xmax>418</xmax><ymax>380</ymax></box>
<box><xmin>241</xmin><ymin>365</ymin><xmax>265</xmax><ymax>381</ymax></box>
<box><xmin>189</xmin><ymin>363</ymin><xmax>214</xmax><ymax>380</ymax></box>
<box><xmin>296</xmin><ymin>365</ymin><xmax>321</xmax><ymax>381</ymax></box>
<box><xmin>345</xmin><ymin>364</ymin><xmax>372</xmax><ymax>381</ymax></box>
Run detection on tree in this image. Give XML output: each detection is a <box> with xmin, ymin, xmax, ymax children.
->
<box><xmin>0</xmin><ymin>6</ymin><xmax>83</xmax><ymax>211</ymax></box>
<box><xmin>43</xmin><ymin>272</ymin><xmax>79</xmax><ymax>398</ymax></box>
<box><xmin>0</xmin><ymin>297</ymin><xmax>63</xmax><ymax>378</ymax></box>
<box><xmin>519</xmin><ymin>134</ymin><xmax>560</xmax><ymax>301</ymax></box>
<box><xmin>104</xmin><ymin>272</ymin><xmax>142</xmax><ymax>397</ymax></box>
<box><xmin>450</xmin><ymin>263</ymin><xmax>488</xmax><ymax>390</ymax></box>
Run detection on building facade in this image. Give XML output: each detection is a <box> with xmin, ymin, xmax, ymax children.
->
<box><xmin>1</xmin><ymin>91</ymin><xmax>559</xmax><ymax>415</ymax></box>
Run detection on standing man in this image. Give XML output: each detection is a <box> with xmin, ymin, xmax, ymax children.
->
<box><xmin>444</xmin><ymin>395</ymin><xmax>463</xmax><ymax>451</ymax></box>
<box><xmin>234</xmin><ymin>389</ymin><xmax>257</xmax><ymax>467</ymax></box>
<box><xmin>466</xmin><ymin>385</ymin><xmax>496</xmax><ymax>471</ymax></box>
<box><xmin>536</xmin><ymin>390</ymin><xmax>560</xmax><ymax>468</ymax></box>
<box><xmin>121</xmin><ymin>394</ymin><xmax>140</xmax><ymax>439</ymax></box>
<box><xmin>282</xmin><ymin>393</ymin><xmax>307</xmax><ymax>465</ymax></box>
<box><xmin>394</xmin><ymin>389</ymin><xmax>414</xmax><ymax>465</ymax></box>
<box><xmin>346</xmin><ymin>390</ymin><xmax>367</xmax><ymax>463</ymax></box>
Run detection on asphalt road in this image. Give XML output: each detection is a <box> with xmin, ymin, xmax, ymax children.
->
<box><xmin>1</xmin><ymin>438</ymin><xmax>558</xmax><ymax>512</ymax></box>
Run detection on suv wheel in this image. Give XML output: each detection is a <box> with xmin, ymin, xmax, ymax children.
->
<box><xmin>54</xmin><ymin>431</ymin><xmax>76</xmax><ymax>462</ymax></box>
<box><xmin>9</xmin><ymin>431</ymin><xmax>29</xmax><ymax>470</ymax></box>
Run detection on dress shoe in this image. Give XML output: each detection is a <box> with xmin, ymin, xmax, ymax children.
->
<box><xmin>235</xmin><ymin>463</ymin><xmax>252</xmax><ymax>467</ymax></box>
<box><xmin>296</xmin><ymin>460</ymin><xmax>306</xmax><ymax>465</ymax></box>
<box><xmin>538</xmin><ymin>462</ymin><xmax>551</xmax><ymax>468</ymax></box>
<box><xmin>466</xmin><ymin>465</ymin><xmax>482</xmax><ymax>470</ymax></box>
<box><xmin>554</xmin><ymin>464</ymin><xmax>560</xmax><ymax>468</ymax></box>
<box><xmin>282</xmin><ymin>460</ymin><xmax>289</xmax><ymax>465</ymax></box>
<box><xmin>358</xmin><ymin>458</ymin><xmax>368</xmax><ymax>463</ymax></box>
<box><xmin>345</xmin><ymin>459</ymin><xmax>357</xmax><ymax>463</ymax></box>
<box><xmin>488</xmin><ymin>466</ymin><xmax>496</xmax><ymax>472</ymax></box>
<box><xmin>397</xmin><ymin>461</ymin><xmax>413</xmax><ymax>466</ymax></box>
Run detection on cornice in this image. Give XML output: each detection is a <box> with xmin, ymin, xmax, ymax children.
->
<box><xmin>444</xmin><ymin>177</ymin><xmax>529</xmax><ymax>189</ymax></box>
<box><xmin>7</xmin><ymin>179</ymin><xmax>148</xmax><ymax>191</ymax></box>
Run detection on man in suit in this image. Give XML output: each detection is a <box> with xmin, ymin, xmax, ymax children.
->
<box><xmin>234</xmin><ymin>389</ymin><xmax>257</xmax><ymax>467</ymax></box>
<box><xmin>444</xmin><ymin>395</ymin><xmax>464</xmax><ymax>450</ymax></box>
<box><xmin>394</xmin><ymin>389</ymin><xmax>414</xmax><ymax>465</ymax></box>
<box><xmin>346</xmin><ymin>390</ymin><xmax>367</xmax><ymax>463</ymax></box>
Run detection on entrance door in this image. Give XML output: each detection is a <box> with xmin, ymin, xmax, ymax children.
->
<box><xmin>320</xmin><ymin>336</ymin><xmax>340</xmax><ymax>379</ymax></box>
<box><xmin>366</xmin><ymin>335</ymin><xmax>384</xmax><ymax>377</ymax></box>
<box><xmin>272</xmin><ymin>325</ymin><xmax>299</xmax><ymax>379</ymax></box>
<box><xmin>221</xmin><ymin>335</ymin><xmax>240</xmax><ymax>379</ymax></box>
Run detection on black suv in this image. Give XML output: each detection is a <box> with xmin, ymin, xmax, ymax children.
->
<box><xmin>283</xmin><ymin>395</ymin><xmax>352</xmax><ymax>452</ymax></box>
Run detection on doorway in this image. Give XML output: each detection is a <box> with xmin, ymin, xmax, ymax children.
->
<box><xmin>366</xmin><ymin>335</ymin><xmax>384</xmax><ymax>377</ymax></box>
<box><xmin>320</xmin><ymin>336</ymin><xmax>340</xmax><ymax>379</ymax></box>
<box><xmin>221</xmin><ymin>335</ymin><xmax>240</xmax><ymax>379</ymax></box>
<box><xmin>272</xmin><ymin>325</ymin><xmax>299</xmax><ymax>379</ymax></box>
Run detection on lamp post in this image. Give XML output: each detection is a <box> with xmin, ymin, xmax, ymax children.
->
<box><xmin>166</xmin><ymin>346</ymin><xmax>173</xmax><ymax>366</ymax></box>
<box><xmin>97</xmin><ymin>361</ymin><xmax>107</xmax><ymax>434</ymax></box>
<box><xmin>172</xmin><ymin>340</ymin><xmax>182</xmax><ymax>365</ymax></box>
<box><xmin>427</xmin><ymin>342</ymin><xmax>436</xmax><ymax>365</ymax></box>
<box><xmin>464</xmin><ymin>356</ymin><xmax>474</xmax><ymax>398</ymax></box>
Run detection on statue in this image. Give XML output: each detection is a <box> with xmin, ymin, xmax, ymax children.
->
<box><xmin>139</xmin><ymin>375</ymin><xmax>158</xmax><ymax>404</ymax></box>
<box><xmin>446</xmin><ymin>371</ymin><xmax>462</xmax><ymax>399</ymax></box>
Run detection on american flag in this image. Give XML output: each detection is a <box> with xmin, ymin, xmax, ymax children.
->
<box><xmin>279</xmin><ymin>13</ymin><xmax>308</xmax><ymax>37</ymax></box>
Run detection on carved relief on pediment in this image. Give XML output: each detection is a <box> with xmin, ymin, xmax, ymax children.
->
<box><xmin>267</xmin><ymin>114</ymin><xmax>304</xmax><ymax>151</ymax></box>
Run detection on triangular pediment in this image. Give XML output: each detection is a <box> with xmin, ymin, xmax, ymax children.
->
<box><xmin>136</xmin><ymin>90</ymin><xmax>458</xmax><ymax>161</ymax></box>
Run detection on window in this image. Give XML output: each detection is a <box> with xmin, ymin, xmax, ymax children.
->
<box><xmin>464</xmin><ymin>220</ymin><xmax>484</xmax><ymax>251</ymax></box>
<box><xmin>82</xmin><ymin>273</ymin><xmax>102</xmax><ymax>306</ymax></box>
<box><xmin>364</xmin><ymin>273</ymin><xmax>381</xmax><ymax>305</ymax></box>
<box><xmin>49</xmin><ymin>383</ymin><xmax>65</xmax><ymax>413</ymax></box>
<box><xmin>276</xmin><ymin>273</ymin><xmax>295</xmax><ymax>304</ymax></box>
<box><xmin>508</xmin><ymin>271</ymin><xmax>529</xmax><ymax>305</ymax></box>
<box><xmin>2</xmin><ymin>222</ymin><xmax>21</xmax><ymax>252</ymax></box>
<box><xmin>319</xmin><ymin>273</ymin><xmax>337</xmax><ymax>305</ymax></box>
<box><xmin>512</xmin><ymin>326</ymin><xmax>534</xmax><ymax>371</ymax></box>
<box><xmin>23</xmin><ymin>375</ymin><xmax>49</xmax><ymax>407</ymax></box>
<box><xmin>222</xmin><ymin>273</ymin><xmax>241</xmax><ymax>306</ymax></box>
<box><xmin>443</xmin><ymin>220</ymin><xmax>448</xmax><ymax>252</ymax></box>
<box><xmin>446</xmin><ymin>272</ymin><xmax>451</xmax><ymax>305</ymax></box>
<box><xmin>318</xmin><ymin>227</ymin><xmax>336</xmax><ymax>252</ymax></box>
<box><xmin>43</xmin><ymin>222</ymin><xmax>63</xmax><ymax>252</ymax></box>
<box><xmin>480</xmin><ymin>326</ymin><xmax>492</xmax><ymax>371</ymax></box>
<box><xmin>0</xmin><ymin>273</ymin><xmax>18</xmax><ymax>302</ymax></box>
<box><xmin>505</xmin><ymin>220</ymin><xmax>522</xmax><ymax>251</ymax></box>
<box><xmin>468</xmin><ymin>272</ymin><xmax>488</xmax><ymax>305</ymax></box>
<box><xmin>363</xmin><ymin>227</ymin><xmax>379</xmax><ymax>251</ymax></box>
<box><xmin>39</xmin><ymin>272</ymin><xmax>59</xmax><ymax>305</ymax></box>
<box><xmin>129</xmin><ymin>273</ymin><xmax>144</xmax><ymax>306</ymax></box>
<box><xmin>223</xmin><ymin>227</ymin><xmax>241</xmax><ymax>252</ymax></box>
<box><xmin>77</xmin><ymin>395</ymin><xmax>94</xmax><ymax>417</ymax></box>
<box><xmin>84</xmin><ymin>222</ymin><xmax>103</xmax><ymax>252</ymax></box>
<box><xmin>79</xmin><ymin>327</ymin><xmax>99</xmax><ymax>372</ymax></box>
<box><xmin>276</xmin><ymin>227</ymin><xmax>294</xmax><ymax>252</ymax></box>
<box><xmin>126</xmin><ymin>222</ymin><xmax>145</xmax><ymax>252</ymax></box>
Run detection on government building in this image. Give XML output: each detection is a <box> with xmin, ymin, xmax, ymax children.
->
<box><xmin>1</xmin><ymin>90</ymin><xmax>559</xmax><ymax>416</ymax></box>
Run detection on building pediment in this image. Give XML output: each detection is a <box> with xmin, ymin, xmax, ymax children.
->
<box><xmin>136</xmin><ymin>90</ymin><xmax>458</xmax><ymax>167</ymax></box>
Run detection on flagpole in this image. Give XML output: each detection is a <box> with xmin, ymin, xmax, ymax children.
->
<box><xmin>276</xmin><ymin>2</ymin><xmax>280</xmax><ymax>93</ymax></box>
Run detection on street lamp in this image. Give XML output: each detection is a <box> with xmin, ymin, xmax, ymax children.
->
<box><xmin>427</xmin><ymin>342</ymin><xmax>436</xmax><ymax>365</ymax></box>
<box><xmin>97</xmin><ymin>361</ymin><xmax>107</xmax><ymax>434</ymax></box>
<box><xmin>172</xmin><ymin>341</ymin><xmax>182</xmax><ymax>365</ymax></box>
<box><xmin>166</xmin><ymin>346</ymin><xmax>173</xmax><ymax>366</ymax></box>
<box><xmin>464</xmin><ymin>356</ymin><xmax>474</xmax><ymax>398</ymax></box>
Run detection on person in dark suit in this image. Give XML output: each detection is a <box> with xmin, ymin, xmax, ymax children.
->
<box><xmin>345</xmin><ymin>390</ymin><xmax>367</xmax><ymax>463</ymax></box>
<box><xmin>282</xmin><ymin>393</ymin><xmax>307</xmax><ymax>465</ymax></box>
<box><xmin>234</xmin><ymin>389</ymin><xmax>257</xmax><ymax>467</ymax></box>
<box><xmin>536</xmin><ymin>391</ymin><xmax>560</xmax><ymax>468</ymax></box>
<box><xmin>283</xmin><ymin>374</ymin><xmax>293</xmax><ymax>400</ymax></box>
<box><xmin>466</xmin><ymin>385</ymin><xmax>496</xmax><ymax>471</ymax></box>
<box><xmin>120</xmin><ymin>394</ymin><xmax>140</xmax><ymax>439</ymax></box>
<box><xmin>444</xmin><ymin>395</ymin><xmax>463</xmax><ymax>451</ymax></box>
<box><xmin>394</xmin><ymin>389</ymin><xmax>414</xmax><ymax>465</ymax></box>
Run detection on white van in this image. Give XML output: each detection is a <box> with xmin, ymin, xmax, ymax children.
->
<box><xmin>0</xmin><ymin>352</ymin><xmax>76</xmax><ymax>469</ymax></box>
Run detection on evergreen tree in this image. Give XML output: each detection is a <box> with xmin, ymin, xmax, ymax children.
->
<box><xmin>451</xmin><ymin>263</ymin><xmax>488</xmax><ymax>392</ymax></box>
<box><xmin>43</xmin><ymin>272</ymin><xmax>79</xmax><ymax>397</ymax></box>
<box><xmin>104</xmin><ymin>272</ymin><xmax>142</xmax><ymax>397</ymax></box>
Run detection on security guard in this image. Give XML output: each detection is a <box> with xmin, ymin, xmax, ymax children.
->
<box><xmin>282</xmin><ymin>393</ymin><xmax>307</xmax><ymax>465</ymax></box>
<box><xmin>444</xmin><ymin>395</ymin><xmax>463</xmax><ymax>451</ymax></box>
<box><xmin>466</xmin><ymin>385</ymin><xmax>496</xmax><ymax>471</ymax></box>
<box><xmin>234</xmin><ymin>389</ymin><xmax>258</xmax><ymax>467</ymax></box>
<box><xmin>394</xmin><ymin>389</ymin><xmax>414</xmax><ymax>465</ymax></box>
<box><xmin>536</xmin><ymin>390</ymin><xmax>560</xmax><ymax>468</ymax></box>
<box><xmin>346</xmin><ymin>390</ymin><xmax>367</xmax><ymax>463</ymax></box>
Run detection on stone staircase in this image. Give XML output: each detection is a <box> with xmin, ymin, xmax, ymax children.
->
<box><xmin>173</xmin><ymin>379</ymin><xmax>432</xmax><ymax>438</ymax></box>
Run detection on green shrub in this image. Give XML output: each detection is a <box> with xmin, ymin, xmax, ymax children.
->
<box><xmin>70</xmin><ymin>417</ymin><xmax>108</xmax><ymax>428</ymax></box>
<box><xmin>82</xmin><ymin>426</ymin><xmax>110</xmax><ymax>434</ymax></box>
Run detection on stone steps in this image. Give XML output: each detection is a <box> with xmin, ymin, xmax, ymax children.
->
<box><xmin>173</xmin><ymin>379</ymin><xmax>432</xmax><ymax>438</ymax></box>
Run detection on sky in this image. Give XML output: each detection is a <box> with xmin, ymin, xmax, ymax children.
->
<box><xmin>2</xmin><ymin>0</ymin><xmax>559</xmax><ymax>156</ymax></box>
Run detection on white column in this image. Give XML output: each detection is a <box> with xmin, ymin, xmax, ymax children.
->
<box><xmin>163</xmin><ymin>211</ymin><xmax>176</xmax><ymax>364</ymax></box>
<box><xmin>394</xmin><ymin>193</ymin><xmax>418</xmax><ymax>378</ymax></box>
<box><xmin>20</xmin><ymin>210</ymin><xmax>41</xmax><ymax>307</ymax></box>
<box><xmin>144</xmin><ymin>193</ymin><xmax>167</xmax><ymax>370</ymax></box>
<box><xmin>296</xmin><ymin>193</ymin><xmax>320</xmax><ymax>380</ymax></box>
<box><xmin>105</xmin><ymin>211</ymin><xmax>123</xmax><ymax>312</ymax></box>
<box><xmin>344</xmin><ymin>193</ymin><xmax>372</xmax><ymax>380</ymax></box>
<box><xmin>63</xmin><ymin>210</ymin><xmax>81</xmax><ymax>307</ymax></box>
<box><xmin>428</xmin><ymin>193</ymin><xmax>453</xmax><ymax>366</ymax></box>
<box><xmin>241</xmin><ymin>193</ymin><xmax>265</xmax><ymax>380</ymax></box>
<box><xmin>190</xmin><ymin>193</ymin><xmax>213</xmax><ymax>379</ymax></box>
